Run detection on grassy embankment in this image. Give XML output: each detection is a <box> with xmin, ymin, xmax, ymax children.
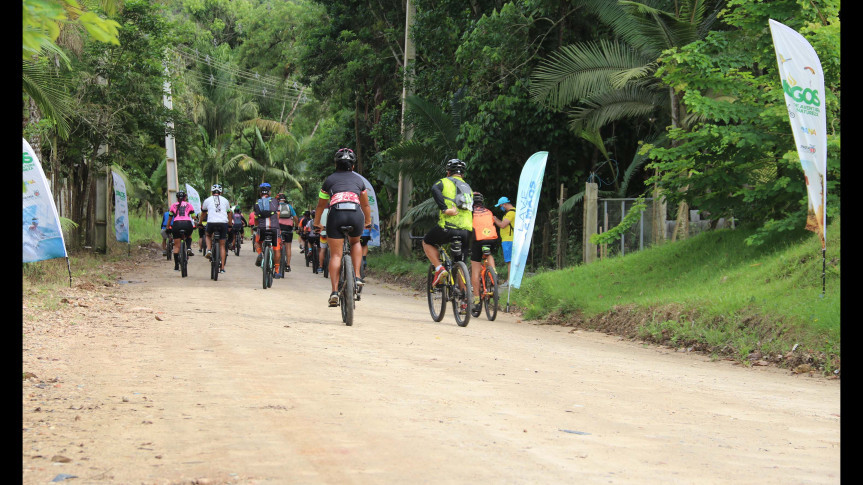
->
<box><xmin>366</xmin><ymin>219</ymin><xmax>840</xmax><ymax>376</ymax></box>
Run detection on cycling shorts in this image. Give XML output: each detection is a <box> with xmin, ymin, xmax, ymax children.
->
<box><xmin>170</xmin><ymin>220</ymin><xmax>194</xmax><ymax>239</ymax></box>
<box><xmin>325</xmin><ymin>206</ymin><xmax>364</xmax><ymax>240</ymax></box>
<box><xmin>207</xmin><ymin>222</ymin><xmax>229</xmax><ymax>239</ymax></box>
<box><xmin>423</xmin><ymin>225</ymin><xmax>470</xmax><ymax>249</ymax></box>
<box><xmin>256</xmin><ymin>228</ymin><xmax>282</xmax><ymax>250</ymax></box>
<box><xmin>470</xmin><ymin>236</ymin><xmax>498</xmax><ymax>263</ymax></box>
<box><xmin>279</xmin><ymin>224</ymin><xmax>294</xmax><ymax>243</ymax></box>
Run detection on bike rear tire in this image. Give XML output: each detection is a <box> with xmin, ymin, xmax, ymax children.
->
<box><xmin>340</xmin><ymin>254</ymin><xmax>355</xmax><ymax>326</ymax></box>
<box><xmin>451</xmin><ymin>261</ymin><xmax>472</xmax><ymax>327</ymax></box>
<box><xmin>279</xmin><ymin>244</ymin><xmax>287</xmax><ymax>277</ymax></box>
<box><xmin>180</xmin><ymin>239</ymin><xmax>188</xmax><ymax>278</ymax></box>
<box><xmin>484</xmin><ymin>267</ymin><xmax>499</xmax><ymax>321</ymax></box>
<box><xmin>426</xmin><ymin>265</ymin><xmax>446</xmax><ymax>322</ymax></box>
<box><xmin>311</xmin><ymin>245</ymin><xmax>319</xmax><ymax>274</ymax></box>
<box><xmin>262</xmin><ymin>245</ymin><xmax>272</xmax><ymax>289</ymax></box>
<box><xmin>234</xmin><ymin>233</ymin><xmax>241</xmax><ymax>256</ymax></box>
<box><xmin>166</xmin><ymin>237</ymin><xmax>173</xmax><ymax>260</ymax></box>
<box><xmin>211</xmin><ymin>240</ymin><xmax>220</xmax><ymax>281</ymax></box>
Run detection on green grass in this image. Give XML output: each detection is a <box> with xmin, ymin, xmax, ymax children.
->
<box><xmin>367</xmin><ymin>219</ymin><xmax>840</xmax><ymax>375</ymax></box>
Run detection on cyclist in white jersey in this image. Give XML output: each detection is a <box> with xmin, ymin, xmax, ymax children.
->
<box><xmin>201</xmin><ymin>184</ymin><xmax>233</xmax><ymax>273</ymax></box>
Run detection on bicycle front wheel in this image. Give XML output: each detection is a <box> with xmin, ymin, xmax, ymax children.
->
<box><xmin>451</xmin><ymin>261</ymin><xmax>472</xmax><ymax>327</ymax></box>
<box><xmin>484</xmin><ymin>267</ymin><xmax>499</xmax><ymax>321</ymax></box>
<box><xmin>340</xmin><ymin>254</ymin><xmax>355</xmax><ymax>326</ymax></box>
<box><xmin>426</xmin><ymin>265</ymin><xmax>446</xmax><ymax>322</ymax></box>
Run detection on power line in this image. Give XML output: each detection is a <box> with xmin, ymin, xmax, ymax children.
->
<box><xmin>166</xmin><ymin>46</ymin><xmax>309</xmax><ymax>104</ymax></box>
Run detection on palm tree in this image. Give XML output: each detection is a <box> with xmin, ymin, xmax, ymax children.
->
<box><xmin>227</xmin><ymin>119</ymin><xmax>303</xmax><ymax>191</ymax></box>
<box><xmin>530</xmin><ymin>0</ymin><xmax>724</xmax><ymax>237</ymax></box>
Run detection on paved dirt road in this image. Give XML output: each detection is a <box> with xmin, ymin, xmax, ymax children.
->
<box><xmin>22</xmin><ymin>242</ymin><xmax>840</xmax><ymax>484</ymax></box>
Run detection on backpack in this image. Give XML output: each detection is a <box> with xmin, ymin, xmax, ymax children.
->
<box><xmin>279</xmin><ymin>201</ymin><xmax>293</xmax><ymax>219</ymax></box>
<box><xmin>473</xmin><ymin>208</ymin><xmax>497</xmax><ymax>241</ymax></box>
<box><xmin>446</xmin><ymin>177</ymin><xmax>473</xmax><ymax>211</ymax></box>
<box><xmin>256</xmin><ymin>197</ymin><xmax>275</xmax><ymax>218</ymax></box>
<box><xmin>500</xmin><ymin>208</ymin><xmax>516</xmax><ymax>238</ymax></box>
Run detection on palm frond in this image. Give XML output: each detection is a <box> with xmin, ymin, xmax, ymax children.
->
<box><xmin>397</xmin><ymin>197</ymin><xmax>438</xmax><ymax>230</ymax></box>
<box><xmin>22</xmin><ymin>58</ymin><xmax>73</xmax><ymax>138</ymax></box>
<box><xmin>530</xmin><ymin>40</ymin><xmax>654</xmax><ymax>109</ymax></box>
<box><xmin>568</xmin><ymin>85</ymin><xmax>666</xmax><ymax>132</ymax></box>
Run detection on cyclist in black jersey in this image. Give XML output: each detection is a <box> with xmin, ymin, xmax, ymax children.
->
<box><xmin>313</xmin><ymin>148</ymin><xmax>372</xmax><ymax>307</ymax></box>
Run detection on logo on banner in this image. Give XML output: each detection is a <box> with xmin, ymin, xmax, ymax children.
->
<box><xmin>518</xmin><ymin>181</ymin><xmax>538</xmax><ymax>225</ymax></box>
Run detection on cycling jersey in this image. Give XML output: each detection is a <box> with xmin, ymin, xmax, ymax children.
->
<box><xmin>169</xmin><ymin>201</ymin><xmax>195</xmax><ymax>222</ymax></box>
<box><xmin>201</xmin><ymin>195</ymin><xmax>231</xmax><ymax>223</ymax></box>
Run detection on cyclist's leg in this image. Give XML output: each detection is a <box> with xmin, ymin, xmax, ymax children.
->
<box><xmin>327</xmin><ymin>237</ymin><xmax>343</xmax><ymax>292</ymax></box>
<box><xmin>273</xmin><ymin>230</ymin><xmax>282</xmax><ymax>274</ymax></box>
<box><xmin>469</xmin><ymin>237</ymin><xmax>484</xmax><ymax>299</ymax></box>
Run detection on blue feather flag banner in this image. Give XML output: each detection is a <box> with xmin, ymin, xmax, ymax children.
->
<box><xmin>23</xmin><ymin>138</ymin><xmax>68</xmax><ymax>262</ymax></box>
<box><xmin>509</xmin><ymin>151</ymin><xmax>548</xmax><ymax>289</ymax></box>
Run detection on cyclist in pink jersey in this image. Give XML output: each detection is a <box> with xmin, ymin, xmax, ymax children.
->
<box><xmin>167</xmin><ymin>191</ymin><xmax>196</xmax><ymax>271</ymax></box>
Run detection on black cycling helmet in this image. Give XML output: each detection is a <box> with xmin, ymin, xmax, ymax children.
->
<box><xmin>176</xmin><ymin>191</ymin><xmax>187</xmax><ymax>201</ymax></box>
<box><xmin>334</xmin><ymin>148</ymin><xmax>356</xmax><ymax>170</ymax></box>
<box><xmin>472</xmin><ymin>191</ymin><xmax>484</xmax><ymax>206</ymax></box>
<box><xmin>446</xmin><ymin>158</ymin><xmax>466</xmax><ymax>174</ymax></box>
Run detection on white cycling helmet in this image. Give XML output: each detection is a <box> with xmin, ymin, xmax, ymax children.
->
<box><xmin>211</xmin><ymin>184</ymin><xmax>223</xmax><ymax>193</ymax></box>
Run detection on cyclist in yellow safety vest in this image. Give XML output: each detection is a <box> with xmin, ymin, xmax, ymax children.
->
<box><xmin>422</xmin><ymin>158</ymin><xmax>473</xmax><ymax>287</ymax></box>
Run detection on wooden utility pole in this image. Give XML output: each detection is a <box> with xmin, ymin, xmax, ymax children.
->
<box><xmin>395</xmin><ymin>0</ymin><xmax>416</xmax><ymax>257</ymax></box>
<box><xmin>583</xmin><ymin>182</ymin><xmax>598</xmax><ymax>264</ymax></box>
<box><xmin>163</xmin><ymin>62</ymin><xmax>180</xmax><ymax>207</ymax></box>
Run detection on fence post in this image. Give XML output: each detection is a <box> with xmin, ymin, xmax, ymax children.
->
<box><xmin>583</xmin><ymin>182</ymin><xmax>598</xmax><ymax>264</ymax></box>
<box><xmin>652</xmin><ymin>186</ymin><xmax>667</xmax><ymax>244</ymax></box>
<box><xmin>557</xmin><ymin>183</ymin><xmax>566</xmax><ymax>268</ymax></box>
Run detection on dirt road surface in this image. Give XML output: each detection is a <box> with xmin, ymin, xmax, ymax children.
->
<box><xmin>22</xmin><ymin>242</ymin><xmax>840</xmax><ymax>484</ymax></box>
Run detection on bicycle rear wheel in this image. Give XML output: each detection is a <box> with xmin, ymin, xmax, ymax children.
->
<box><xmin>234</xmin><ymin>233</ymin><xmax>241</xmax><ymax>256</ymax></box>
<box><xmin>483</xmin><ymin>267</ymin><xmax>499</xmax><ymax>321</ymax></box>
<box><xmin>180</xmin><ymin>239</ymin><xmax>188</xmax><ymax>278</ymax></box>
<box><xmin>340</xmin><ymin>254</ymin><xmax>355</xmax><ymax>326</ymax></box>
<box><xmin>451</xmin><ymin>261</ymin><xmax>472</xmax><ymax>327</ymax></box>
<box><xmin>262</xmin><ymin>245</ymin><xmax>271</xmax><ymax>289</ymax></box>
<box><xmin>166</xmin><ymin>237</ymin><xmax>173</xmax><ymax>260</ymax></box>
<box><xmin>279</xmin><ymin>244</ymin><xmax>287</xmax><ymax>277</ymax></box>
<box><xmin>211</xmin><ymin>240</ymin><xmax>220</xmax><ymax>281</ymax></box>
<box><xmin>311</xmin><ymin>244</ymin><xmax>319</xmax><ymax>274</ymax></box>
<box><xmin>426</xmin><ymin>265</ymin><xmax>446</xmax><ymax>322</ymax></box>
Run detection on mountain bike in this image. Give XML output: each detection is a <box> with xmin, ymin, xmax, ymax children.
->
<box><xmin>416</xmin><ymin>233</ymin><xmax>472</xmax><ymax>327</ymax></box>
<box><xmin>233</xmin><ymin>227</ymin><xmax>243</xmax><ymax>256</ymax></box>
<box><xmin>336</xmin><ymin>226</ymin><xmax>359</xmax><ymax>326</ymax></box>
<box><xmin>307</xmin><ymin>234</ymin><xmax>321</xmax><ymax>274</ymax></box>
<box><xmin>471</xmin><ymin>243</ymin><xmax>499</xmax><ymax>321</ymax></box>
<box><xmin>178</xmin><ymin>229</ymin><xmax>188</xmax><ymax>278</ymax></box>
<box><xmin>322</xmin><ymin>243</ymin><xmax>330</xmax><ymax>278</ymax></box>
<box><xmin>260</xmin><ymin>229</ymin><xmax>275</xmax><ymax>289</ymax></box>
<box><xmin>165</xmin><ymin>233</ymin><xmax>173</xmax><ymax>261</ymax></box>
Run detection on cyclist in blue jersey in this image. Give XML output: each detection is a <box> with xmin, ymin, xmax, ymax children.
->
<box><xmin>159</xmin><ymin>208</ymin><xmax>171</xmax><ymax>256</ymax></box>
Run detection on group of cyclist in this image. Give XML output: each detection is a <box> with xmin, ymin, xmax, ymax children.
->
<box><xmin>161</xmin><ymin>148</ymin><xmax>511</xmax><ymax>314</ymax></box>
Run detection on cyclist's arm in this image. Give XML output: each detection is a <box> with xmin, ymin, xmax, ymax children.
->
<box><xmin>313</xmin><ymin>194</ymin><xmax>328</xmax><ymax>231</ymax></box>
<box><xmin>493</xmin><ymin>215</ymin><xmax>510</xmax><ymax>228</ymax></box>
<box><xmin>431</xmin><ymin>180</ymin><xmax>448</xmax><ymax>211</ymax></box>
<box><xmin>360</xmin><ymin>191</ymin><xmax>372</xmax><ymax>227</ymax></box>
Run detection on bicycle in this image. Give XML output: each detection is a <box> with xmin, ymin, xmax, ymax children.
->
<box><xmin>260</xmin><ymin>229</ymin><xmax>276</xmax><ymax>289</ymax></box>
<box><xmin>336</xmin><ymin>225</ymin><xmax>359</xmax><ymax>326</ymax></box>
<box><xmin>177</xmin><ymin>229</ymin><xmax>189</xmax><ymax>278</ymax></box>
<box><xmin>233</xmin><ymin>227</ymin><xmax>243</xmax><ymax>256</ymax></box>
<box><xmin>322</xmin><ymin>243</ymin><xmax>330</xmax><ymax>278</ymax></box>
<box><xmin>306</xmin><ymin>234</ymin><xmax>321</xmax><ymax>274</ymax></box>
<box><xmin>165</xmin><ymin>233</ymin><xmax>173</xmax><ymax>261</ymax></box>
<box><xmin>413</xmin><ymin>234</ymin><xmax>472</xmax><ymax>327</ymax></box>
<box><xmin>471</xmin><ymin>244</ymin><xmax>499</xmax><ymax>321</ymax></box>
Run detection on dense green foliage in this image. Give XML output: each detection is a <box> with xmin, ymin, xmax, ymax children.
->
<box><xmin>23</xmin><ymin>0</ymin><xmax>840</xmax><ymax>261</ymax></box>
